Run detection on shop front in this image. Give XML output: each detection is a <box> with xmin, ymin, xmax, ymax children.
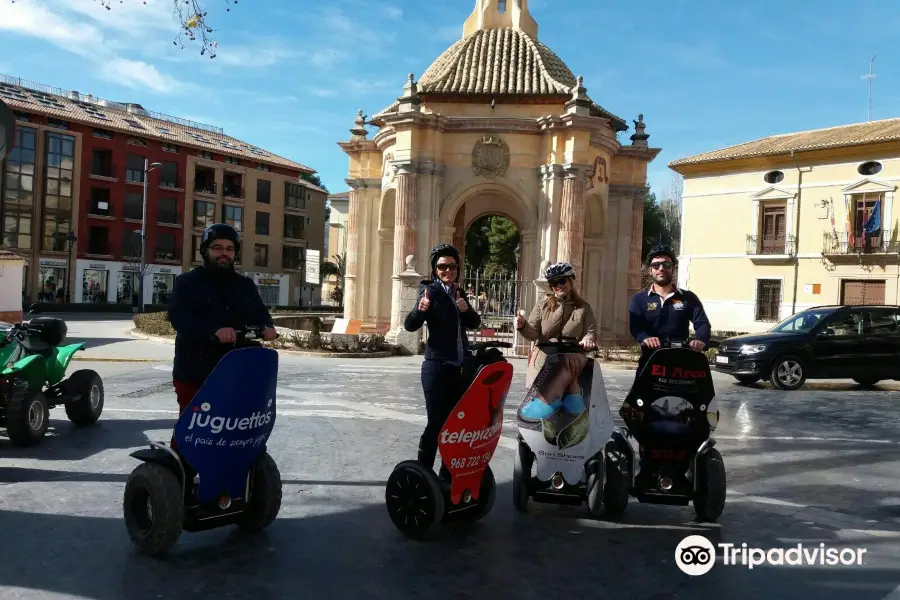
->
<box><xmin>244</xmin><ymin>272</ymin><xmax>289</xmax><ymax>307</ymax></box>
<box><xmin>76</xmin><ymin>259</ymin><xmax>183</xmax><ymax>306</ymax></box>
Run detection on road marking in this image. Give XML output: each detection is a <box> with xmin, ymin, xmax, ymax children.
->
<box><xmin>716</xmin><ymin>434</ymin><xmax>898</xmax><ymax>445</ymax></box>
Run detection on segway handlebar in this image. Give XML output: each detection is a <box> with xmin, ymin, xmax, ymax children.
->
<box><xmin>535</xmin><ymin>336</ymin><xmax>585</xmax><ymax>353</ymax></box>
<box><xmin>651</xmin><ymin>337</ymin><xmax>715</xmax><ymax>349</ymax></box>
<box><xmin>470</xmin><ymin>340</ymin><xmax>513</xmax><ymax>350</ymax></box>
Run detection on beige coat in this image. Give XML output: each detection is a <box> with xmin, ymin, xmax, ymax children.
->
<box><xmin>518</xmin><ymin>294</ymin><xmax>597</xmax><ymax>388</ymax></box>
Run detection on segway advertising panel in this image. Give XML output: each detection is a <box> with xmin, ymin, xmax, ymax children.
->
<box><xmin>174</xmin><ymin>346</ymin><xmax>279</xmax><ymax>505</ymax></box>
<box><xmin>619</xmin><ymin>345</ymin><xmax>718</xmax><ymax>454</ymax></box>
<box><xmin>439</xmin><ymin>361</ymin><xmax>512</xmax><ymax>504</ymax></box>
<box><xmin>516</xmin><ymin>351</ymin><xmax>614</xmax><ymax>485</ymax></box>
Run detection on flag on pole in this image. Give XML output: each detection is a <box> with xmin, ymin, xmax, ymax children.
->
<box><xmin>845</xmin><ymin>196</ymin><xmax>855</xmax><ymax>250</ymax></box>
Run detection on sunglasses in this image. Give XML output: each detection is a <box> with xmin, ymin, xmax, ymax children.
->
<box><xmin>548</xmin><ymin>278</ymin><xmax>569</xmax><ymax>287</ymax></box>
<box><xmin>436</xmin><ymin>263</ymin><xmax>458</xmax><ymax>271</ymax></box>
<box><xmin>649</xmin><ymin>261</ymin><xmax>673</xmax><ymax>270</ymax></box>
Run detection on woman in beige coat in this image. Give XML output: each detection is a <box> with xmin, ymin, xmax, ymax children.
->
<box><xmin>514</xmin><ymin>262</ymin><xmax>598</xmax><ymax>419</ymax></box>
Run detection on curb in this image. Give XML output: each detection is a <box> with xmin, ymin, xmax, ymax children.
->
<box><xmin>72</xmin><ymin>357</ymin><xmax>164</xmax><ymax>363</ymax></box>
<box><xmin>128</xmin><ymin>329</ymin><xmax>394</xmax><ymax>359</ymax></box>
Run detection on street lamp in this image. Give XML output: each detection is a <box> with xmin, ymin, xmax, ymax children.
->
<box><xmin>65</xmin><ymin>231</ymin><xmax>76</xmax><ymax>303</ymax></box>
<box><xmin>140</xmin><ymin>159</ymin><xmax>163</xmax><ymax>313</ymax></box>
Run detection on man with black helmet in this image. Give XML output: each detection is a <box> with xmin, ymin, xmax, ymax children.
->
<box><xmin>404</xmin><ymin>243</ymin><xmax>481</xmax><ymax>470</ymax></box>
<box><xmin>167</xmin><ymin>223</ymin><xmax>277</xmax><ymax>428</ymax></box>
<box><xmin>629</xmin><ymin>244</ymin><xmax>711</xmax><ymax>376</ymax></box>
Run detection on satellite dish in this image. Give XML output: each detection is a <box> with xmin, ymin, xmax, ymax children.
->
<box><xmin>0</xmin><ymin>98</ymin><xmax>14</xmax><ymax>163</ymax></box>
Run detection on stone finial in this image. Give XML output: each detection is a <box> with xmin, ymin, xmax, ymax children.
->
<box><xmin>630</xmin><ymin>113</ymin><xmax>649</xmax><ymax>147</ymax></box>
<box><xmin>350</xmin><ymin>109</ymin><xmax>368</xmax><ymax>140</ymax></box>
<box><xmin>397</xmin><ymin>73</ymin><xmax>421</xmax><ymax>113</ymax></box>
<box><xmin>565</xmin><ymin>75</ymin><xmax>591</xmax><ymax>115</ymax></box>
<box><xmin>404</xmin><ymin>254</ymin><xmax>416</xmax><ymax>271</ymax></box>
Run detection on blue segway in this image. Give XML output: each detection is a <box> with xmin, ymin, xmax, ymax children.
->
<box><xmin>123</xmin><ymin>327</ymin><xmax>282</xmax><ymax>556</ymax></box>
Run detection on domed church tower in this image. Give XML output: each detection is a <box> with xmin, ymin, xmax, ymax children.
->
<box><xmin>338</xmin><ymin>0</ymin><xmax>660</xmax><ymax>349</ymax></box>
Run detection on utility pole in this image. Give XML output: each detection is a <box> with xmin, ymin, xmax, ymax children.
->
<box><xmin>862</xmin><ymin>55</ymin><xmax>877</xmax><ymax>121</ymax></box>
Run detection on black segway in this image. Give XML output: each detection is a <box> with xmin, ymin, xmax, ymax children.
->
<box><xmin>607</xmin><ymin>338</ymin><xmax>726</xmax><ymax>522</ymax></box>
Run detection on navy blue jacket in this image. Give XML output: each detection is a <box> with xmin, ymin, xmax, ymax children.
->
<box><xmin>404</xmin><ymin>279</ymin><xmax>481</xmax><ymax>364</ymax></box>
<box><xmin>167</xmin><ymin>266</ymin><xmax>274</xmax><ymax>384</ymax></box>
<box><xmin>629</xmin><ymin>287</ymin><xmax>711</xmax><ymax>345</ymax></box>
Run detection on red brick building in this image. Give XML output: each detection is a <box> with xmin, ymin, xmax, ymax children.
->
<box><xmin>0</xmin><ymin>74</ymin><xmax>327</xmax><ymax>306</ymax></box>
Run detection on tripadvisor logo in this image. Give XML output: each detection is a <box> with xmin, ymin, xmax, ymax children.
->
<box><xmin>187</xmin><ymin>400</ymin><xmax>274</xmax><ymax>435</ymax></box>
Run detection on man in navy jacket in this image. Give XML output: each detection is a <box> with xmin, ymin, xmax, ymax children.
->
<box><xmin>404</xmin><ymin>243</ymin><xmax>481</xmax><ymax>470</ymax></box>
<box><xmin>629</xmin><ymin>245</ymin><xmax>711</xmax><ymax>376</ymax></box>
<box><xmin>167</xmin><ymin>224</ymin><xmax>277</xmax><ymax>430</ymax></box>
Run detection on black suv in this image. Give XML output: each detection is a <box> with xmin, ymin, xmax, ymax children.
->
<box><xmin>713</xmin><ymin>304</ymin><xmax>900</xmax><ymax>390</ymax></box>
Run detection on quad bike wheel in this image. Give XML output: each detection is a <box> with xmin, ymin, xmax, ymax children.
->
<box><xmin>237</xmin><ymin>451</ymin><xmax>283</xmax><ymax>532</ymax></box>
<box><xmin>124</xmin><ymin>462</ymin><xmax>185</xmax><ymax>556</ymax></box>
<box><xmin>512</xmin><ymin>438</ymin><xmax>533</xmax><ymax>512</ymax></box>
<box><xmin>64</xmin><ymin>369</ymin><xmax>104</xmax><ymax>426</ymax></box>
<box><xmin>693</xmin><ymin>448</ymin><xmax>726</xmax><ymax>522</ymax></box>
<box><xmin>385</xmin><ymin>460</ymin><xmax>445</xmax><ymax>540</ymax></box>
<box><xmin>5</xmin><ymin>384</ymin><xmax>49</xmax><ymax>446</ymax></box>
<box><xmin>466</xmin><ymin>465</ymin><xmax>496</xmax><ymax>522</ymax></box>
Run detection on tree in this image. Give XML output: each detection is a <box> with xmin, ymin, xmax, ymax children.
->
<box><xmin>464</xmin><ymin>215</ymin><xmax>520</xmax><ymax>277</ymax></box>
<box><xmin>303</xmin><ymin>173</ymin><xmax>328</xmax><ymax>192</ymax></box>
<box><xmin>658</xmin><ymin>171</ymin><xmax>684</xmax><ymax>255</ymax></box>
<box><xmin>32</xmin><ymin>0</ymin><xmax>241</xmax><ymax>58</ymax></box>
<box><xmin>320</xmin><ymin>253</ymin><xmax>346</xmax><ymax>308</ymax></box>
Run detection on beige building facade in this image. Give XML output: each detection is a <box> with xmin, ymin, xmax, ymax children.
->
<box><xmin>322</xmin><ymin>191</ymin><xmax>349</xmax><ymax>306</ymax></box>
<box><xmin>338</xmin><ymin>0</ymin><xmax>659</xmax><ymax>340</ymax></box>
<box><xmin>182</xmin><ymin>155</ymin><xmax>327</xmax><ymax>306</ymax></box>
<box><xmin>671</xmin><ymin>118</ymin><xmax>900</xmax><ymax>333</ymax></box>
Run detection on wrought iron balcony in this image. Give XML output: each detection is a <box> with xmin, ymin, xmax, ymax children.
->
<box><xmin>746</xmin><ymin>234</ymin><xmax>796</xmax><ymax>256</ymax></box>
<box><xmin>223</xmin><ymin>185</ymin><xmax>244</xmax><ymax>199</ymax></box>
<box><xmin>822</xmin><ymin>230</ymin><xmax>900</xmax><ymax>255</ymax></box>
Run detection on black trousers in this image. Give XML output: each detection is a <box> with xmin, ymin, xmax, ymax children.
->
<box><xmin>418</xmin><ymin>359</ymin><xmax>465</xmax><ymax>469</ymax></box>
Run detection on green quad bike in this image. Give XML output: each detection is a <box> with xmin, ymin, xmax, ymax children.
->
<box><xmin>0</xmin><ymin>309</ymin><xmax>104</xmax><ymax>446</ymax></box>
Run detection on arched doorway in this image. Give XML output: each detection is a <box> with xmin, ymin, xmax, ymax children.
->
<box><xmin>447</xmin><ymin>189</ymin><xmax>536</xmax><ymax>357</ymax></box>
<box><xmin>375</xmin><ymin>188</ymin><xmax>396</xmax><ymax>333</ymax></box>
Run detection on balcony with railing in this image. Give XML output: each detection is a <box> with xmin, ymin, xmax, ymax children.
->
<box><xmin>194</xmin><ymin>166</ymin><xmax>217</xmax><ymax>196</ymax></box>
<box><xmin>223</xmin><ymin>172</ymin><xmax>244</xmax><ymax>200</ymax></box>
<box><xmin>746</xmin><ymin>234</ymin><xmax>796</xmax><ymax>259</ymax></box>
<box><xmin>823</xmin><ymin>230</ymin><xmax>900</xmax><ymax>256</ymax></box>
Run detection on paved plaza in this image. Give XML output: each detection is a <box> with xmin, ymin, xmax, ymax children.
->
<box><xmin>2</xmin><ymin>316</ymin><xmax>900</xmax><ymax>599</ymax></box>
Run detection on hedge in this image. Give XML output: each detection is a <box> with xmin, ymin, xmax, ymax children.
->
<box><xmin>133</xmin><ymin>311</ymin><xmax>389</xmax><ymax>353</ymax></box>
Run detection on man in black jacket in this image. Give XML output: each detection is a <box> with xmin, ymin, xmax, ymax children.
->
<box><xmin>167</xmin><ymin>224</ymin><xmax>277</xmax><ymax>441</ymax></box>
<box><xmin>404</xmin><ymin>244</ymin><xmax>481</xmax><ymax>470</ymax></box>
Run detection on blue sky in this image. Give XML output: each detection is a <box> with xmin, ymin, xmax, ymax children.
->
<box><xmin>0</xmin><ymin>0</ymin><xmax>897</xmax><ymax>200</ymax></box>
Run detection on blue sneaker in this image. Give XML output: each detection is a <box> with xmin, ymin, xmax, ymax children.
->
<box><xmin>562</xmin><ymin>393</ymin><xmax>585</xmax><ymax>415</ymax></box>
<box><xmin>520</xmin><ymin>397</ymin><xmax>562</xmax><ymax>420</ymax></box>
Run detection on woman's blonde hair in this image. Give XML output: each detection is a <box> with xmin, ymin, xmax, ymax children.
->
<box><xmin>542</xmin><ymin>279</ymin><xmax>585</xmax><ymax>314</ymax></box>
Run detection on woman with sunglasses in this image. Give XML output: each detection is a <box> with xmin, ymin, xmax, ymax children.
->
<box><xmin>514</xmin><ymin>262</ymin><xmax>598</xmax><ymax>419</ymax></box>
<box><xmin>404</xmin><ymin>243</ymin><xmax>481</xmax><ymax>470</ymax></box>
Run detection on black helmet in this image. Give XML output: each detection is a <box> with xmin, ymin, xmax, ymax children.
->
<box><xmin>200</xmin><ymin>223</ymin><xmax>241</xmax><ymax>254</ymax></box>
<box><xmin>646</xmin><ymin>244</ymin><xmax>676</xmax><ymax>265</ymax></box>
<box><xmin>544</xmin><ymin>262</ymin><xmax>575</xmax><ymax>281</ymax></box>
<box><xmin>430</xmin><ymin>243</ymin><xmax>461</xmax><ymax>282</ymax></box>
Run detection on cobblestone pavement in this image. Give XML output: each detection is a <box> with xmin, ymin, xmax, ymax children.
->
<box><xmin>2</xmin><ymin>355</ymin><xmax>900</xmax><ymax>600</ymax></box>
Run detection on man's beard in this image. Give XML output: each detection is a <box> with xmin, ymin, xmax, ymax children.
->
<box><xmin>654</xmin><ymin>273</ymin><xmax>673</xmax><ymax>286</ymax></box>
<box><xmin>204</xmin><ymin>254</ymin><xmax>234</xmax><ymax>271</ymax></box>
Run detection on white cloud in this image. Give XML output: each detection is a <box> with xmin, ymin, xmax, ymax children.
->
<box><xmin>311</xmin><ymin>89</ymin><xmax>339</xmax><ymax>98</ymax></box>
<box><xmin>100</xmin><ymin>58</ymin><xmax>186</xmax><ymax>93</ymax></box>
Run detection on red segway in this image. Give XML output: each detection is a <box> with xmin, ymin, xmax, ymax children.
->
<box><xmin>385</xmin><ymin>341</ymin><xmax>513</xmax><ymax>540</ymax></box>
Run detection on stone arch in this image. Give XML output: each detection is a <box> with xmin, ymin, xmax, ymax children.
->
<box><xmin>584</xmin><ymin>188</ymin><xmax>606</xmax><ymax>237</ymax></box>
<box><xmin>582</xmin><ymin>187</ymin><xmax>607</xmax><ymax>333</ymax></box>
<box><xmin>439</xmin><ymin>178</ymin><xmax>538</xmax><ymax>233</ymax></box>
<box><xmin>374</xmin><ymin>188</ymin><xmax>397</xmax><ymax>331</ymax></box>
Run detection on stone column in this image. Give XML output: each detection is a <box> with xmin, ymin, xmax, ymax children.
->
<box><xmin>627</xmin><ymin>187</ymin><xmax>645</xmax><ymax>304</ymax></box>
<box><xmin>386</xmin><ymin>255</ymin><xmax>423</xmax><ymax>354</ymax></box>
<box><xmin>343</xmin><ymin>186</ymin><xmax>362</xmax><ymax>320</ymax></box>
<box><xmin>389</xmin><ymin>165</ymin><xmax>419</xmax><ymax>334</ymax></box>
<box><xmin>556</xmin><ymin>169</ymin><xmax>588</xmax><ymax>275</ymax></box>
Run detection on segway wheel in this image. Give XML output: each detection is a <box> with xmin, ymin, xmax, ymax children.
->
<box><xmin>467</xmin><ymin>465</ymin><xmax>496</xmax><ymax>522</ymax></box>
<box><xmin>123</xmin><ymin>462</ymin><xmax>184</xmax><ymax>556</ymax></box>
<box><xmin>602</xmin><ymin>446</ymin><xmax>631</xmax><ymax>516</ymax></box>
<box><xmin>693</xmin><ymin>448</ymin><xmax>726</xmax><ymax>522</ymax></box>
<box><xmin>385</xmin><ymin>460</ymin><xmax>445</xmax><ymax>540</ymax></box>
<box><xmin>585</xmin><ymin>460</ymin><xmax>604</xmax><ymax>518</ymax></box>
<box><xmin>237</xmin><ymin>451</ymin><xmax>283</xmax><ymax>532</ymax></box>
<box><xmin>512</xmin><ymin>438</ymin><xmax>532</xmax><ymax>512</ymax></box>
